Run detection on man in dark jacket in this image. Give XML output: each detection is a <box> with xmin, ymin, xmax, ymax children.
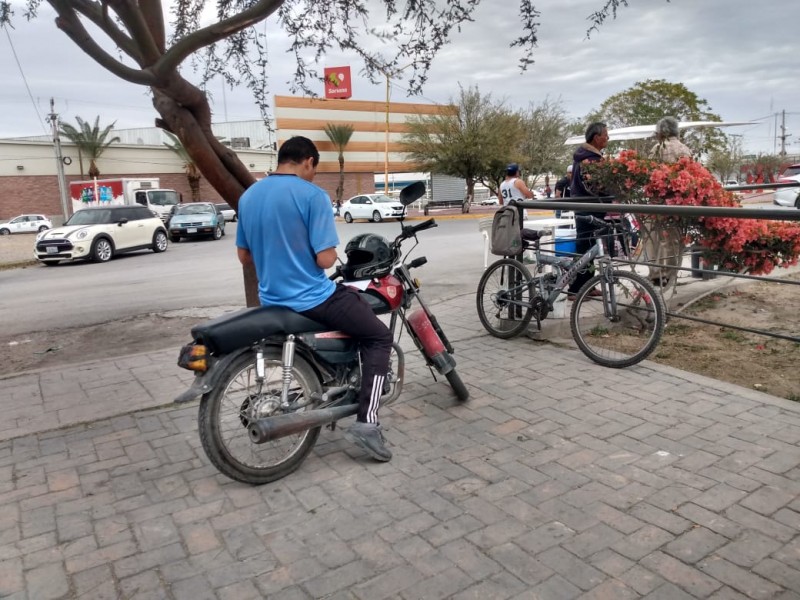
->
<box><xmin>568</xmin><ymin>122</ymin><xmax>609</xmax><ymax>295</ymax></box>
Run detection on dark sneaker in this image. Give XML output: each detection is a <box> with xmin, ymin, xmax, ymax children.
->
<box><xmin>344</xmin><ymin>422</ymin><xmax>392</xmax><ymax>462</ymax></box>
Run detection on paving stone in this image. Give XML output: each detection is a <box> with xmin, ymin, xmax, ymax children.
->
<box><xmin>698</xmin><ymin>555</ymin><xmax>783</xmax><ymax>599</ymax></box>
<box><xmin>611</xmin><ymin>525</ymin><xmax>674</xmax><ymax>561</ymax></box>
<box><xmin>3</xmin><ymin>293</ymin><xmax>800</xmax><ymax>599</ymax></box>
<box><xmin>663</xmin><ymin>526</ymin><xmax>728</xmax><ymax>563</ymax></box>
<box><xmin>716</xmin><ymin>530</ymin><xmax>784</xmax><ymax>568</ymax></box>
<box><xmin>641</xmin><ymin>551</ymin><xmax>723</xmax><ymax>597</ymax></box>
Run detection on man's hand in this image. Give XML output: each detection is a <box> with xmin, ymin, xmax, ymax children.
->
<box><xmin>237</xmin><ymin>247</ymin><xmax>254</xmax><ymax>267</ymax></box>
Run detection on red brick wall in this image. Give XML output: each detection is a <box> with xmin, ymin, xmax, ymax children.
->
<box><xmin>314</xmin><ymin>172</ymin><xmax>376</xmax><ymax>204</ymax></box>
<box><xmin>0</xmin><ymin>171</ymin><xmax>373</xmax><ymax>221</ymax></box>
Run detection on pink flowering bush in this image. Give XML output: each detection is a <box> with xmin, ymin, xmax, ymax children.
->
<box><xmin>584</xmin><ymin>151</ymin><xmax>800</xmax><ymax>275</ymax></box>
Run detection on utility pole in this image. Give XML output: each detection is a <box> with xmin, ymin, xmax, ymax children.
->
<box><xmin>778</xmin><ymin>109</ymin><xmax>789</xmax><ymax>157</ymax></box>
<box><xmin>48</xmin><ymin>98</ymin><xmax>70</xmax><ymax>222</ymax></box>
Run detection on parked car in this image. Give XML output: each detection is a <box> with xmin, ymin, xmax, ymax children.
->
<box><xmin>340</xmin><ymin>193</ymin><xmax>405</xmax><ymax>223</ymax></box>
<box><xmin>168</xmin><ymin>202</ymin><xmax>226</xmax><ymax>242</ymax></box>
<box><xmin>774</xmin><ymin>175</ymin><xmax>800</xmax><ymax>209</ymax></box>
<box><xmin>724</xmin><ymin>180</ymin><xmax>740</xmax><ymax>187</ymax></box>
<box><xmin>215</xmin><ymin>203</ymin><xmax>237</xmax><ymax>222</ymax></box>
<box><xmin>779</xmin><ymin>164</ymin><xmax>800</xmax><ymax>182</ymax></box>
<box><xmin>35</xmin><ymin>206</ymin><xmax>168</xmax><ymax>266</ymax></box>
<box><xmin>480</xmin><ymin>196</ymin><xmax>499</xmax><ymax>206</ymax></box>
<box><xmin>0</xmin><ymin>214</ymin><xmax>52</xmax><ymax>235</ymax></box>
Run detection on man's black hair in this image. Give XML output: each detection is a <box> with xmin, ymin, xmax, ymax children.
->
<box><xmin>277</xmin><ymin>136</ymin><xmax>320</xmax><ymax>167</ymax></box>
<box><xmin>585</xmin><ymin>122</ymin><xmax>607</xmax><ymax>144</ymax></box>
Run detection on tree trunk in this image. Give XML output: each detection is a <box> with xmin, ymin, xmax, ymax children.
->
<box><xmin>337</xmin><ymin>153</ymin><xmax>344</xmax><ymax>205</ymax></box>
<box><xmin>151</xmin><ymin>74</ymin><xmax>259</xmax><ymax>306</ymax></box>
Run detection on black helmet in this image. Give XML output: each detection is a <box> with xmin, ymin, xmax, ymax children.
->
<box><xmin>342</xmin><ymin>233</ymin><xmax>395</xmax><ymax>280</ymax></box>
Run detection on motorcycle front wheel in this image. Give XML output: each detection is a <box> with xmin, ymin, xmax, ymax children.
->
<box><xmin>445</xmin><ymin>369</ymin><xmax>469</xmax><ymax>402</ymax></box>
<box><xmin>198</xmin><ymin>349</ymin><xmax>322</xmax><ymax>485</ymax></box>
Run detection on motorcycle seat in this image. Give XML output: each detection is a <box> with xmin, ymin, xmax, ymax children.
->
<box><xmin>192</xmin><ymin>306</ymin><xmax>330</xmax><ymax>355</ymax></box>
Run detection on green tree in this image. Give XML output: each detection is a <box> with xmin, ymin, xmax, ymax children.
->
<box><xmin>518</xmin><ymin>98</ymin><xmax>572</xmax><ymax>187</ymax></box>
<box><xmin>402</xmin><ymin>86</ymin><xmax>523</xmax><ymax>208</ymax></box>
<box><xmin>323</xmin><ymin>123</ymin><xmax>355</xmax><ymax>210</ymax></box>
<box><xmin>163</xmin><ymin>132</ymin><xmax>202</xmax><ymax>202</ymax></box>
<box><xmin>591</xmin><ymin>79</ymin><xmax>726</xmax><ymax>157</ymax></box>
<box><xmin>706</xmin><ymin>135</ymin><xmax>744</xmax><ymax>184</ymax></box>
<box><xmin>59</xmin><ymin>116</ymin><xmax>120</xmax><ymax>178</ymax></box>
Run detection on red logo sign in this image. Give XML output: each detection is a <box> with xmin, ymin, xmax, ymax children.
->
<box><xmin>324</xmin><ymin>66</ymin><xmax>352</xmax><ymax>99</ymax></box>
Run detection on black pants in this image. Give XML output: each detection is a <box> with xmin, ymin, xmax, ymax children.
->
<box><xmin>301</xmin><ymin>284</ymin><xmax>393</xmax><ymax>424</ymax></box>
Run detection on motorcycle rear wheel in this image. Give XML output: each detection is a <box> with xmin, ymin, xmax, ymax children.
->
<box><xmin>198</xmin><ymin>349</ymin><xmax>322</xmax><ymax>485</ymax></box>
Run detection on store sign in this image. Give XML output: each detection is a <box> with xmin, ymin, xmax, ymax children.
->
<box><xmin>324</xmin><ymin>66</ymin><xmax>352</xmax><ymax>99</ymax></box>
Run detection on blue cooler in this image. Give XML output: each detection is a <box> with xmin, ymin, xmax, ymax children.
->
<box><xmin>554</xmin><ymin>228</ymin><xmax>577</xmax><ymax>257</ymax></box>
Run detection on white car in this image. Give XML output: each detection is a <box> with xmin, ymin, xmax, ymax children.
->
<box><xmin>35</xmin><ymin>205</ymin><xmax>168</xmax><ymax>265</ymax></box>
<box><xmin>340</xmin><ymin>193</ymin><xmax>405</xmax><ymax>223</ymax></box>
<box><xmin>215</xmin><ymin>203</ymin><xmax>237</xmax><ymax>222</ymax></box>
<box><xmin>774</xmin><ymin>175</ymin><xmax>800</xmax><ymax>209</ymax></box>
<box><xmin>0</xmin><ymin>214</ymin><xmax>52</xmax><ymax>235</ymax></box>
<box><xmin>480</xmin><ymin>196</ymin><xmax>499</xmax><ymax>205</ymax></box>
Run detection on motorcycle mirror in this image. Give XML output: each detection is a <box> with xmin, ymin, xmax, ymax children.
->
<box><xmin>399</xmin><ymin>181</ymin><xmax>426</xmax><ymax>206</ymax></box>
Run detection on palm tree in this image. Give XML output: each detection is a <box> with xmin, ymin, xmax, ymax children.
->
<box><xmin>164</xmin><ymin>131</ymin><xmax>202</xmax><ymax>201</ymax></box>
<box><xmin>59</xmin><ymin>116</ymin><xmax>120</xmax><ymax>178</ymax></box>
<box><xmin>323</xmin><ymin>123</ymin><xmax>355</xmax><ymax>211</ymax></box>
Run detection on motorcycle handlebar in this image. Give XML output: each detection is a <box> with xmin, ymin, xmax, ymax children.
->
<box><xmin>401</xmin><ymin>218</ymin><xmax>437</xmax><ymax>239</ymax></box>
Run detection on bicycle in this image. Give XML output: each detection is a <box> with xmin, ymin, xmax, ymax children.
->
<box><xmin>476</xmin><ymin>214</ymin><xmax>666</xmax><ymax>368</ymax></box>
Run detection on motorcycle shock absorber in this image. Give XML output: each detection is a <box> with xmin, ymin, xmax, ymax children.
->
<box><xmin>279</xmin><ymin>335</ymin><xmax>296</xmax><ymax>409</ymax></box>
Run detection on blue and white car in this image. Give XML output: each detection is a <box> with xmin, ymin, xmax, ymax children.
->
<box><xmin>168</xmin><ymin>202</ymin><xmax>226</xmax><ymax>242</ymax></box>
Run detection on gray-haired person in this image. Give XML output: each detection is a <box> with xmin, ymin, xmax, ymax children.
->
<box><xmin>647</xmin><ymin>116</ymin><xmax>692</xmax><ymax>286</ymax></box>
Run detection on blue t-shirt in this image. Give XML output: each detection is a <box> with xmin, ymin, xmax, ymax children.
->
<box><xmin>236</xmin><ymin>174</ymin><xmax>338</xmax><ymax>311</ymax></box>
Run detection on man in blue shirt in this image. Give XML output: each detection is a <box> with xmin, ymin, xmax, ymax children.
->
<box><xmin>236</xmin><ymin>136</ymin><xmax>394</xmax><ymax>462</ymax></box>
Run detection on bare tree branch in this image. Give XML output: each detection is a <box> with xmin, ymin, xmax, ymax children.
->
<box><xmin>50</xmin><ymin>0</ymin><xmax>156</xmax><ymax>85</ymax></box>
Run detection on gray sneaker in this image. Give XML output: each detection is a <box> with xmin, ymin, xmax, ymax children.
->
<box><xmin>344</xmin><ymin>421</ymin><xmax>392</xmax><ymax>462</ymax></box>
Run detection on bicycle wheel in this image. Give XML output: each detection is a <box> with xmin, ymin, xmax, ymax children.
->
<box><xmin>476</xmin><ymin>258</ymin><xmax>534</xmax><ymax>339</ymax></box>
<box><xmin>570</xmin><ymin>270</ymin><xmax>665</xmax><ymax>368</ymax></box>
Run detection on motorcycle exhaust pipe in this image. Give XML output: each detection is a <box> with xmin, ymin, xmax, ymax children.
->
<box><xmin>248</xmin><ymin>404</ymin><xmax>358</xmax><ymax>444</ymax></box>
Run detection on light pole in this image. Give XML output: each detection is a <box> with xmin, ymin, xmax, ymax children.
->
<box><xmin>383</xmin><ymin>64</ymin><xmax>413</xmax><ymax>196</ymax></box>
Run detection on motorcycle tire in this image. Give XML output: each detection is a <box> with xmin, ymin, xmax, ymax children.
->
<box><xmin>445</xmin><ymin>368</ymin><xmax>469</xmax><ymax>402</ymax></box>
<box><xmin>197</xmin><ymin>349</ymin><xmax>322</xmax><ymax>485</ymax></box>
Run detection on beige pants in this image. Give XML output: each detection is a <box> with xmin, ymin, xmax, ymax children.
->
<box><xmin>642</xmin><ymin>226</ymin><xmax>683</xmax><ymax>281</ymax></box>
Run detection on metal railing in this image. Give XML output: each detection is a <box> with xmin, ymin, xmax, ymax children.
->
<box><xmin>516</xmin><ymin>186</ymin><xmax>800</xmax><ymax>345</ymax></box>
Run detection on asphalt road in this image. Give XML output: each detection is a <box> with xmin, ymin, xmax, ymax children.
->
<box><xmin>1</xmin><ymin>218</ymin><xmax>487</xmax><ymax>336</ymax></box>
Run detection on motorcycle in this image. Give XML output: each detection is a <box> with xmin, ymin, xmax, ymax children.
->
<box><xmin>174</xmin><ymin>181</ymin><xmax>468</xmax><ymax>485</ymax></box>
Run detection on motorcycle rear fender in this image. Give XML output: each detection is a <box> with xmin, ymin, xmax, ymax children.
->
<box><xmin>174</xmin><ymin>341</ymin><xmax>339</xmax><ymax>404</ymax></box>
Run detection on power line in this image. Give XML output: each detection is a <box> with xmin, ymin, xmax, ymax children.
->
<box><xmin>2</xmin><ymin>24</ymin><xmax>49</xmax><ymax>136</ymax></box>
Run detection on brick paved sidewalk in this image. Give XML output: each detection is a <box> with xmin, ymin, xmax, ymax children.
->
<box><xmin>1</xmin><ymin>292</ymin><xmax>800</xmax><ymax>599</ymax></box>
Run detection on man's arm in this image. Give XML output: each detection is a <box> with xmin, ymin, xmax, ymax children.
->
<box><xmin>515</xmin><ymin>179</ymin><xmax>534</xmax><ymax>199</ymax></box>
<box><xmin>237</xmin><ymin>247</ymin><xmax>254</xmax><ymax>267</ymax></box>
<box><xmin>316</xmin><ymin>247</ymin><xmax>338</xmax><ymax>269</ymax></box>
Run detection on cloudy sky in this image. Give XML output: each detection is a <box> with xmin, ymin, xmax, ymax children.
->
<box><xmin>1</xmin><ymin>0</ymin><xmax>797</xmax><ymax>155</ymax></box>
